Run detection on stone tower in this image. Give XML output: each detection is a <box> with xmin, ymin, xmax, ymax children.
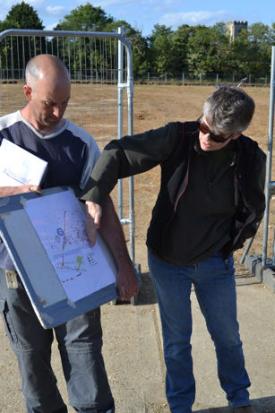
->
<box><xmin>227</xmin><ymin>21</ymin><xmax>248</xmax><ymax>42</ymax></box>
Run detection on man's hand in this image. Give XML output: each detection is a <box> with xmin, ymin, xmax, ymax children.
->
<box><xmin>116</xmin><ymin>259</ymin><xmax>139</xmax><ymax>301</ymax></box>
<box><xmin>85</xmin><ymin>201</ymin><xmax>102</xmax><ymax>227</ymax></box>
<box><xmin>85</xmin><ymin>201</ymin><xmax>102</xmax><ymax>246</ymax></box>
<box><xmin>28</xmin><ymin>185</ymin><xmax>41</xmax><ymax>194</ymax></box>
<box><xmin>0</xmin><ymin>184</ymin><xmax>41</xmax><ymax>198</ymax></box>
<box><xmin>85</xmin><ymin>196</ymin><xmax>139</xmax><ymax>300</ymax></box>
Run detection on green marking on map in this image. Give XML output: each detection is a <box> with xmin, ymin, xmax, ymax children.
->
<box><xmin>76</xmin><ymin>255</ymin><xmax>83</xmax><ymax>270</ymax></box>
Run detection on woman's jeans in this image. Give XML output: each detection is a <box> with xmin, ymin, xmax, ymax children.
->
<box><xmin>0</xmin><ymin>269</ymin><xmax>114</xmax><ymax>413</ymax></box>
<box><xmin>148</xmin><ymin>250</ymin><xmax>251</xmax><ymax>413</ymax></box>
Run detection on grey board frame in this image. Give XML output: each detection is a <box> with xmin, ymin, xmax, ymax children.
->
<box><xmin>0</xmin><ymin>186</ymin><xmax>117</xmax><ymax>328</ymax></box>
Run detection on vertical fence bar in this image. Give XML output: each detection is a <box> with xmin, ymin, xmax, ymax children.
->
<box><xmin>262</xmin><ymin>46</ymin><xmax>275</xmax><ymax>266</ymax></box>
<box><xmin>117</xmin><ymin>27</ymin><xmax>124</xmax><ymax>221</ymax></box>
<box><xmin>126</xmin><ymin>42</ymin><xmax>135</xmax><ymax>263</ymax></box>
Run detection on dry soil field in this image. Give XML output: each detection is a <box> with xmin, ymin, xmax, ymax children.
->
<box><xmin>0</xmin><ymin>83</ymin><xmax>273</xmax><ymax>271</ymax></box>
<box><xmin>1</xmin><ymin>83</ymin><xmax>275</xmax><ymax>413</ymax></box>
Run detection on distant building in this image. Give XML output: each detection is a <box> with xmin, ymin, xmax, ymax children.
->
<box><xmin>226</xmin><ymin>21</ymin><xmax>248</xmax><ymax>42</ymax></box>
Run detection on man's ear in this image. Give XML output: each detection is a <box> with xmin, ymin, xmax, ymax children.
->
<box><xmin>23</xmin><ymin>84</ymin><xmax>32</xmax><ymax>101</ymax></box>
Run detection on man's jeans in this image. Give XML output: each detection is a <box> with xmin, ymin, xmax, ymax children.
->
<box><xmin>148</xmin><ymin>250</ymin><xmax>251</xmax><ymax>413</ymax></box>
<box><xmin>0</xmin><ymin>269</ymin><xmax>114</xmax><ymax>413</ymax></box>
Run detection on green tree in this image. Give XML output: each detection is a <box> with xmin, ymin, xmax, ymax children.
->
<box><xmin>248</xmin><ymin>23</ymin><xmax>272</xmax><ymax>79</ymax></box>
<box><xmin>56</xmin><ymin>6</ymin><xmax>149</xmax><ymax>79</ymax></box>
<box><xmin>0</xmin><ymin>2</ymin><xmax>44</xmax><ymax>79</ymax></box>
<box><xmin>105</xmin><ymin>20</ymin><xmax>150</xmax><ymax>78</ymax></box>
<box><xmin>2</xmin><ymin>1</ymin><xmax>43</xmax><ymax>30</ymax></box>
<box><xmin>212</xmin><ymin>22</ymin><xmax>228</xmax><ymax>36</ymax></box>
<box><xmin>55</xmin><ymin>3</ymin><xmax>113</xmax><ymax>31</ymax></box>
<box><xmin>271</xmin><ymin>22</ymin><xmax>275</xmax><ymax>43</ymax></box>
<box><xmin>148</xmin><ymin>24</ymin><xmax>174</xmax><ymax>77</ymax></box>
<box><xmin>170</xmin><ymin>25</ymin><xmax>194</xmax><ymax>78</ymax></box>
<box><xmin>186</xmin><ymin>25</ymin><xmax>229</xmax><ymax>79</ymax></box>
<box><xmin>228</xmin><ymin>24</ymin><xmax>271</xmax><ymax>81</ymax></box>
<box><xmin>54</xmin><ymin>4</ymin><xmax>114</xmax><ymax>80</ymax></box>
<box><xmin>249</xmin><ymin>22</ymin><xmax>271</xmax><ymax>44</ymax></box>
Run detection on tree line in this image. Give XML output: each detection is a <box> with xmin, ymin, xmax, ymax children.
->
<box><xmin>0</xmin><ymin>2</ymin><xmax>275</xmax><ymax>82</ymax></box>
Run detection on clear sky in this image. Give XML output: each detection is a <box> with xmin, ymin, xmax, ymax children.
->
<box><xmin>1</xmin><ymin>0</ymin><xmax>275</xmax><ymax>36</ymax></box>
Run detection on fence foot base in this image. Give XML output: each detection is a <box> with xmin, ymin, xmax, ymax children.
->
<box><xmin>243</xmin><ymin>255</ymin><xmax>275</xmax><ymax>292</ymax></box>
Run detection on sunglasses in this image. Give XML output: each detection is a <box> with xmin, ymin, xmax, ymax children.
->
<box><xmin>198</xmin><ymin>121</ymin><xmax>233</xmax><ymax>143</ymax></box>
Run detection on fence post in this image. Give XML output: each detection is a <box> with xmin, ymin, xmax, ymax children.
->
<box><xmin>182</xmin><ymin>72</ymin><xmax>185</xmax><ymax>85</ymax></box>
<box><xmin>262</xmin><ymin>46</ymin><xmax>275</xmax><ymax>266</ymax></box>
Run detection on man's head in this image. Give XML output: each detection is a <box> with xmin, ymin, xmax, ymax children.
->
<box><xmin>199</xmin><ymin>86</ymin><xmax>255</xmax><ymax>151</ymax></box>
<box><xmin>22</xmin><ymin>54</ymin><xmax>71</xmax><ymax>133</ymax></box>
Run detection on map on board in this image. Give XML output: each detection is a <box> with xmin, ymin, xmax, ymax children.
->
<box><xmin>24</xmin><ymin>190</ymin><xmax>116</xmax><ymax>302</ymax></box>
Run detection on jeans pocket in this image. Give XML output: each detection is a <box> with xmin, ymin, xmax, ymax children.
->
<box><xmin>204</xmin><ymin>254</ymin><xmax>234</xmax><ymax>274</ymax></box>
<box><xmin>0</xmin><ymin>298</ymin><xmax>18</xmax><ymax>345</ymax></box>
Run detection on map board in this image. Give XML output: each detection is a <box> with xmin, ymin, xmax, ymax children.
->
<box><xmin>0</xmin><ymin>187</ymin><xmax>117</xmax><ymax>328</ymax></box>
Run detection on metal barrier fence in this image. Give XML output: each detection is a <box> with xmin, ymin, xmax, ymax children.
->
<box><xmin>0</xmin><ymin>28</ymin><xmax>136</xmax><ymax>264</ymax></box>
<box><xmin>242</xmin><ymin>46</ymin><xmax>275</xmax><ymax>290</ymax></box>
<box><xmin>135</xmin><ymin>73</ymin><xmax>269</xmax><ymax>87</ymax></box>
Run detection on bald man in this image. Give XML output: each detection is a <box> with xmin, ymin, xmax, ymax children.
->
<box><xmin>0</xmin><ymin>54</ymin><xmax>138</xmax><ymax>413</ymax></box>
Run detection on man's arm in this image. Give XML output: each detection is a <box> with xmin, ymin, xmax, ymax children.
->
<box><xmin>0</xmin><ymin>185</ymin><xmax>40</xmax><ymax>197</ymax></box>
<box><xmin>86</xmin><ymin>196</ymin><xmax>139</xmax><ymax>301</ymax></box>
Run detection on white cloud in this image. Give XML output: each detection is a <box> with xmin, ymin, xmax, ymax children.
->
<box><xmin>160</xmin><ymin>10</ymin><xmax>228</xmax><ymax>27</ymax></box>
<box><xmin>46</xmin><ymin>5</ymin><xmax>66</xmax><ymax>16</ymax></box>
<box><xmin>27</xmin><ymin>0</ymin><xmax>45</xmax><ymax>6</ymax></box>
<box><xmin>44</xmin><ymin>22</ymin><xmax>59</xmax><ymax>30</ymax></box>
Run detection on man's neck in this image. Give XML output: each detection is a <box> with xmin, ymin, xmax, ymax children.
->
<box><xmin>20</xmin><ymin>108</ymin><xmax>64</xmax><ymax>135</ymax></box>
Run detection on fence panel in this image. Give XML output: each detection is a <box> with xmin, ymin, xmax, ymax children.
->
<box><xmin>0</xmin><ymin>28</ymin><xmax>136</xmax><ymax>263</ymax></box>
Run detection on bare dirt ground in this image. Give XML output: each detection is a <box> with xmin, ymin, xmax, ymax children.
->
<box><xmin>0</xmin><ymin>84</ymin><xmax>274</xmax><ymax>413</ymax></box>
<box><xmin>0</xmin><ymin>83</ymin><xmax>272</xmax><ymax>283</ymax></box>
<box><xmin>67</xmin><ymin>84</ymin><xmax>272</xmax><ymax>271</ymax></box>
<box><xmin>129</xmin><ymin>85</ymin><xmax>271</xmax><ymax>270</ymax></box>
